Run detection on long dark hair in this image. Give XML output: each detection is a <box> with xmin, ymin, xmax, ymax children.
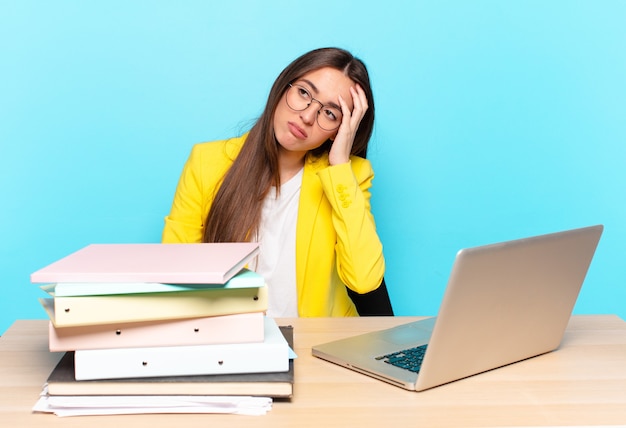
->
<box><xmin>203</xmin><ymin>47</ymin><xmax>375</xmax><ymax>243</ymax></box>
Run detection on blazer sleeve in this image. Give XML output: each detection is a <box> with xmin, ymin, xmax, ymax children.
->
<box><xmin>162</xmin><ymin>136</ymin><xmax>244</xmax><ymax>244</ymax></box>
<box><xmin>162</xmin><ymin>144</ymin><xmax>210</xmax><ymax>243</ymax></box>
<box><xmin>316</xmin><ymin>158</ymin><xmax>385</xmax><ymax>294</ymax></box>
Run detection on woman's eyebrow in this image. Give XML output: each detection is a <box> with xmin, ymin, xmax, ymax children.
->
<box><xmin>299</xmin><ymin>78</ymin><xmax>319</xmax><ymax>93</ymax></box>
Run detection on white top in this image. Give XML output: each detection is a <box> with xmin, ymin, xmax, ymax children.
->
<box><xmin>251</xmin><ymin>168</ymin><xmax>303</xmax><ymax>317</ymax></box>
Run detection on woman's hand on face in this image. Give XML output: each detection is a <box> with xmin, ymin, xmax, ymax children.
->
<box><xmin>328</xmin><ymin>84</ymin><xmax>368</xmax><ymax>166</ymax></box>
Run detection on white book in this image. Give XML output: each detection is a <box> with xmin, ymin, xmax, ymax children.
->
<box><xmin>74</xmin><ymin>317</ymin><xmax>289</xmax><ymax>381</ymax></box>
<box><xmin>45</xmin><ymin>268</ymin><xmax>264</xmax><ymax>297</ymax></box>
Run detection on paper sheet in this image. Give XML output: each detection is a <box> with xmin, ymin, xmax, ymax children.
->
<box><xmin>33</xmin><ymin>388</ymin><xmax>272</xmax><ymax>417</ymax></box>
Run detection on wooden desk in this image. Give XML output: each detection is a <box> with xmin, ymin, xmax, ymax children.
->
<box><xmin>2</xmin><ymin>316</ymin><xmax>626</xmax><ymax>427</ymax></box>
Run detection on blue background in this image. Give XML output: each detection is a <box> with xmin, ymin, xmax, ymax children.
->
<box><xmin>1</xmin><ymin>1</ymin><xmax>624</xmax><ymax>334</ymax></box>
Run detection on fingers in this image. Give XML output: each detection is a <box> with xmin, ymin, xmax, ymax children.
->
<box><xmin>328</xmin><ymin>84</ymin><xmax>368</xmax><ymax>166</ymax></box>
<box><xmin>350</xmin><ymin>84</ymin><xmax>368</xmax><ymax>120</ymax></box>
<box><xmin>338</xmin><ymin>84</ymin><xmax>368</xmax><ymax>129</ymax></box>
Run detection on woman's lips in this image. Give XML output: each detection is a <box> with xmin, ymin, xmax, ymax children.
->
<box><xmin>288</xmin><ymin>122</ymin><xmax>307</xmax><ymax>140</ymax></box>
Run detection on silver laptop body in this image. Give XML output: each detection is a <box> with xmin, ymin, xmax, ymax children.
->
<box><xmin>312</xmin><ymin>225</ymin><xmax>603</xmax><ymax>391</ymax></box>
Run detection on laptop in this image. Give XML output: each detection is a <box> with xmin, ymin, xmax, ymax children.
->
<box><xmin>312</xmin><ymin>225</ymin><xmax>603</xmax><ymax>391</ymax></box>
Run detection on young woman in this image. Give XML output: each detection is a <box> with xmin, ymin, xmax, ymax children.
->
<box><xmin>162</xmin><ymin>47</ymin><xmax>385</xmax><ymax>317</ymax></box>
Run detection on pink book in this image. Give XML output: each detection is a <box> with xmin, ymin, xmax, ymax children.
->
<box><xmin>48</xmin><ymin>312</ymin><xmax>265</xmax><ymax>351</ymax></box>
<box><xmin>31</xmin><ymin>243</ymin><xmax>259</xmax><ymax>284</ymax></box>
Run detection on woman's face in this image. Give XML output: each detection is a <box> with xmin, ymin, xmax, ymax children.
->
<box><xmin>273</xmin><ymin>67</ymin><xmax>355</xmax><ymax>158</ymax></box>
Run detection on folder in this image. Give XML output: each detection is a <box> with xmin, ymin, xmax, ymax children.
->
<box><xmin>45</xmin><ymin>326</ymin><xmax>295</xmax><ymax>398</ymax></box>
<box><xmin>44</xmin><ymin>268</ymin><xmax>264</xmax><ymax>297</ymax></box>
<box><xmin>48</xmin><ymin>312</ymin><xmax>265</xmax><ymax>351</ymax></box>
<box><xmin>40</xmin><ymin>285</ymin><xmax>268</xmax><ymax>327</ymax></box>
<box><xmin>31</xmin><ymin>243</ymin><xmax>260</xmax><ymax>284</ymax></box>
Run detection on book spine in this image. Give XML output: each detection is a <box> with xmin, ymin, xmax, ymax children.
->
<box><xmin>43</xmin><ymin>285</ymin><xmax>268</xmax><ymax>327</ymax></box>
<box><xmin>48</xmin><ymin>312</ymin><xmax>265</xmax><ymax>351</ymax></box>
<box><xmin>73</xmin><ymin>318</ymin><xmax>289</xmax><ymax>380</ymax></box>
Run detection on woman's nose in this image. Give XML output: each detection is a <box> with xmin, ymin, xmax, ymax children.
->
<box><xmin>299</xmin><ymin>102</ymin><xmax>320</xmax><ymax>125</ymax></box>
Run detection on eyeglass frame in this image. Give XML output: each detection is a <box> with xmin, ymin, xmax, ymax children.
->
<box><xmin>285</xmin><ymin>83</ymin><xmax>343</xmax><ymax>131</ymax></box>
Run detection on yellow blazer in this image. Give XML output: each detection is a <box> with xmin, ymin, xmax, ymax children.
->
<box><xmin>162</xmin><ymin>134</ymin><xmax>385</xmax><ymax>316</ymax></box>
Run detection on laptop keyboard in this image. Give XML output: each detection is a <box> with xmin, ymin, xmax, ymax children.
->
<box><xmin>375</xmin><ymin>344</ymin><xmax>428</xmax><ymax>373</ymax></box>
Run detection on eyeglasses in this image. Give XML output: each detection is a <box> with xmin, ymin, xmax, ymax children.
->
<box><xmin>285</xmin><ymin>83</ymin><xmax>343</xmax><ymax>131</ymax></box>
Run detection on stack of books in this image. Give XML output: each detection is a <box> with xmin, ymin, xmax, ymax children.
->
<box><xmin>30</xmin><ymin>243</ymin><xmax>294</xmax><ymax>400</ymax></box>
